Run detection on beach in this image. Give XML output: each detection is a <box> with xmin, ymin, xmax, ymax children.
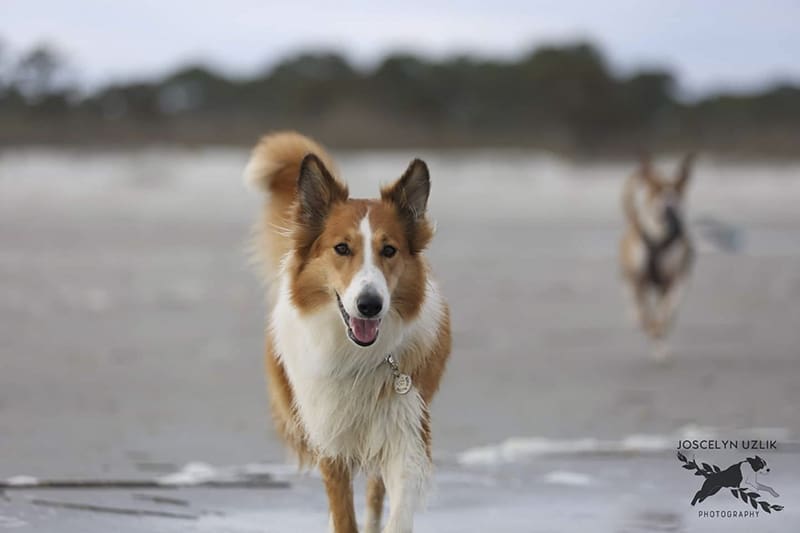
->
<box><xmin>1</xmin><ymin>149</ymin><xmax>798</xmax><ymax>531</ymax></box>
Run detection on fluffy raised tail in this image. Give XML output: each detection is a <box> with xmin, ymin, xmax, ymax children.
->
<box><xmin>245</xmin><ymin>131</ymin><xmax>337</xmax><ymax>285</ymax></box>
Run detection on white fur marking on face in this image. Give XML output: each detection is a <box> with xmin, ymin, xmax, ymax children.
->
<box><xmin>341</xmin><ymin>213</ymin><xmax>391</xmax><ymax>319</ymax></box>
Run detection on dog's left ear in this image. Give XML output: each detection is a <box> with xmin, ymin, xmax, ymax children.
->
<box><xmin>383</xmin><ymin>159</ymin><xmax>430</xmax><ymax>220</ymax></box>
<box><xmin>382</xmin><ymin>159</ymin><xmax>433</xmax><ymax>253</ymax></box>
<box><xmin>675</xmin><ymin>153</ymin><xmax>694</xmax><ymax>194</ymax></box>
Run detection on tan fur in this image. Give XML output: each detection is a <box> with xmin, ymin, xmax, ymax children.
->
<box><xmin>320</xmin><ymin>458</ymin><xmax>359</xmax><ymax>533</ymax></box>
<box><xmin>248</xmin><ymin>131</ymin><xmax>450</xmax><ymax>532</ymax></box>
<box><xmin>264</xmin><ymin>336</ymin><xmax>314</xmax><ymax>466</ymax></box>
<box><xmin>246</xmin><ymin>131</ymin><xmax>342</xmax><ymax>288</ymax></box>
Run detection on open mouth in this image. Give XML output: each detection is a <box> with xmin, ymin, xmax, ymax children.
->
<box><xmin>336</xmin><ymin>293</ymin><xmax>381</xmax><ymax>347</ymax></box>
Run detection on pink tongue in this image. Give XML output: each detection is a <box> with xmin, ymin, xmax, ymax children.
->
<box><xmin>349</xmin><ymin>317</ymin><xmax>381</xmax><ymax>344</ymax></box>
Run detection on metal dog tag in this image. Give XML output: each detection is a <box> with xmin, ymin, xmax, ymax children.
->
<box><xmin>393</xmin><ymin>373</ymin><xmax>412</xmax><ymax>395</ymax></box>
<box><xmin>386</xmin><ymin>354</ymin><xmax>412</xmax><ymax>395</ymax></box>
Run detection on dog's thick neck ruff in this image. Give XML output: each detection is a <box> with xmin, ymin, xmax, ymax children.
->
<box><xmin>314</xmin><ymin>291</ymin><xmax>414</xmax><ymax>394</ymax></box>
<box><xmin>270</xmin><ymin>271</ymin><xmax>444</xmax><ymax>459</ymax></box>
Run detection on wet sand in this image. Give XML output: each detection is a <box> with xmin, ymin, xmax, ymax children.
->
<box><xmin>0</xmin><ymin>149</ymin><xmax>798</xmax><ymax>531</ymax></box>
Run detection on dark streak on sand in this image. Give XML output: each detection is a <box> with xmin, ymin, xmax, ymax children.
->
<box><xmin>30</xmin><ymin>499</ymin><xmax>198</xmax><ymax>520</ymax></box>
<box><xmin>132</xmin><ymin>493</ymin><xmax>190</xmax><ymax>506</ymax></box>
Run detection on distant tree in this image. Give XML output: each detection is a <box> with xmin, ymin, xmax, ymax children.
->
<box><xmin>516</xmin><ymin>43</ymin><xmax>617</xmax><ymax>146</ymax></box>
<box><xmin>1</xmin><ymin>38</ymin><xmax>800</xmax><ymax>152</ymax></box>
<box><xmin>618</xmin><ymin>71</ymin><xmax>676</xmax><ymax>132</ymax></box>
<box><xmin>264</xmin><ymin>53</ymin><xmax>358</xmax><ymax>116</ymax></box>
<box><xmin>372</xmin><ymin>54</ymin><xmax>440</xmax><ymax>114</ymax></box>
<box><xmin>92</xmin><ymin>83</ymin><xmax>161</xmax><ymax>120</ymax></box>
<box><xmin>270</xmin><ymin>53</ymin><xmax>355</xmax><ymax>82</ymax></box>
<box><xmin>14</xmin><ymin>44</ymin><xmax>65</xmax><ymax>101</ymax></box>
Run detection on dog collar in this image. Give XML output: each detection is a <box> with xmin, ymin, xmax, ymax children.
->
<box><xmin>385</xmin><ymin>354</ymin><xmax>412</xmax><ymax>395</ymax></box>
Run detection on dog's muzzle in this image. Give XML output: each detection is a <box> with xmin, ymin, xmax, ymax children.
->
<box><xmin>336</xmin><ymin>292</ymin><xmax>381</xmax><ymax>347</ymax></box>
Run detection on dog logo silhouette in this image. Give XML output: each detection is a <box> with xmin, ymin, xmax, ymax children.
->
<box><xmin>677</xmin><ymin>453</ymin><xmax>783</xmax><ymax>513</ymax></box>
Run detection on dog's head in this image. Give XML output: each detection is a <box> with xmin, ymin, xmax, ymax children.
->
<box><xmin>747</xmin><ymin>456</ymin><xmax>770</xmax><ymax>474</ymax></box>
<box><xmin>287</xmin><ymin>154</ymin><xmax>433</xmax><ymax>347</ymax></box>
<box><xmin>634</xmin><ymin>154</ymin><xmax>694</xmax><ymax>235</ymax></box>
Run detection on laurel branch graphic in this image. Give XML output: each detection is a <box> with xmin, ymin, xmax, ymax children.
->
<box><xmin>677</xmin><ymin>452</ymin><xmax>783</xmax><ymax>513</ymax></box>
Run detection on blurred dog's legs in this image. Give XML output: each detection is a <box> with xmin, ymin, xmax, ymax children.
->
<box><xmin>653</xmin><ymin>280</ymin><xmax>686</xmax><ymax>339</ymax></box>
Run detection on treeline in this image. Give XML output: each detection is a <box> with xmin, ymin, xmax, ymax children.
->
<box><xmin>1</xmin><ymin>40</ymin><xmax>799</xmax><ymax>155</ymax></box>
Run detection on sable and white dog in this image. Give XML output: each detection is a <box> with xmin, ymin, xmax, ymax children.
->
<box><xmin>245</xmin><ymin>132</ymin><xmax>451</xmax><ymax>533</ymax></box>
<box><xmin>620</xmin><ymin>155</ymin><xmax>694</xmax><ymax>345</ymax></box>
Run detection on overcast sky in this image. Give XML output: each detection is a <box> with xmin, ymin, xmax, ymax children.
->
<box><xmin>2</xmin><ymin>0</ymin><xmax>798</xmax><ymax>97</ymax></box>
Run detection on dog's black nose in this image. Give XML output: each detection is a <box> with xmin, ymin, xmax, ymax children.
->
<box><xmin>357</xmin><ymin>292</ymin><xmax>383</xmax><ymax>318</ymax></box>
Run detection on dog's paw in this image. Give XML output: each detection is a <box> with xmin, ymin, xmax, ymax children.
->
<box><xmin>651</xmin><ymin>339</ymin><xmax>672</xmax><ymax>362</ymax></box>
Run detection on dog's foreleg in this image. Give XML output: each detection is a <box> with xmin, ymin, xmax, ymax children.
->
<box><xmin>364</xmin><ymin>475</ymin><xmax>385</xmax><ymax>533</ymax></box>
<box><xmin>632</xmin><ymin>283</ymin><xmax>656</xmax><ymax>337</ymax></box>
<box><xmin>381</xmin><ymin>408</ymin><xmax>430</xmax><ymax>533</ymax></box>
<box><xmin>320</xmin><ymin>458</ymin><xmax>358</xmax><ymax>533</ymax></box>
<box><xmin>381</xmin><ymin>447</ymin><xmax>428</xmax><ymax>533</ymax></box>
<box><xmin>654</xmin><ymin>280</ymin><xmax>685</xmax><ymax>337</ymax></box>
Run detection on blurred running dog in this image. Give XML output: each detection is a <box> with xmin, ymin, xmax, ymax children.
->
<box><xmin>620</xmin><ymin>155</ymin><xmax>694</xmax><ymax>346</ymax></box>
<box><xmin>245</xmin><ymin>131</ymin><xmax>451</xmax><ymax>533</ymax></box>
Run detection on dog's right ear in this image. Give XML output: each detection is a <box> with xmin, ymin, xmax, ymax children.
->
<box><xmin>297</xmin><ymin>153</ymin><xmax>348</xmax><ymax>227</ymax></box>
<box><xmin>636</xmin><ymin>154</ymin><xmax>659</xmax><ymax>188</ymax></box>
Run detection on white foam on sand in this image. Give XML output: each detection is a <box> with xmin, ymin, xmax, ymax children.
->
<box><xmin>543</xmin><ymin>470</ymin><xmax>594</xmax><ymax>486</ymax></box>
<box><xmin>156</xmin><ymin>461</ymin><xmax>301</xmax><ymax>486</ymax></box>
<box><xmin>3</xmin><ymin>476</ymin><xmax>38</xmax><ymax>487</ymax></box>
<box><xmin>157</xmin><ymin>462</ymin><xmax>224</xmax><ymax>485</ymax></box>
<box><xmin>0</xmin><ymin>515</ymin><xmax>28</xmax><ymax>529</ymax></box>
<box><xmin>457</xmin><ymin>426</ymin><xmax>789</xmax><ymax>466</ymax></box>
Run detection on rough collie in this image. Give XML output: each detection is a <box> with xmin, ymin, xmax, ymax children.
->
<box><xmin>620</xmin><ymin>154</ymin><xmax>694</xmax><ymax>354</ymax></box>
<box><xmin>245</xmin><ymin>131</ymin><xmax>451</xmax><ymax>533</ymax></box>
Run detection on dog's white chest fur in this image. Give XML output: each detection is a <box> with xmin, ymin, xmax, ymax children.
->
<box><xmin>270</xmin><ymin>278</ymin><xmax>442</xmax><ymax>465</ymax></box>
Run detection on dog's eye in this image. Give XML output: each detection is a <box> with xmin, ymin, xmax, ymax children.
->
<box><xmin>334</xmin><ymin>243</ymin><xmax>351</xmax><ymax>256</ymax></box>
<box><xmin>381</xmin><ymin>245</ymin><xmax>397</xmax><ymax>258</ymax></box>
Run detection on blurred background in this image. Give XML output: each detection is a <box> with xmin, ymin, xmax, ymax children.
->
<box><xmin>1</xmin><ymin>2</ymin><xmax>799</xmax><ymax>532</ymax></box>
<box><xmin>2</xmin><ymin>1</ymin><xmax>800</xmax><ymax>154</ymax></box>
